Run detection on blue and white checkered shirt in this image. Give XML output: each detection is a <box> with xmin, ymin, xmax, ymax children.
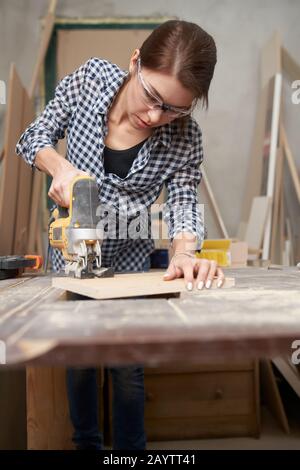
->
<box><xmin>16</xmin><ymin>58</ymin><xmax>204</xmax><ymax>272</ymax></box>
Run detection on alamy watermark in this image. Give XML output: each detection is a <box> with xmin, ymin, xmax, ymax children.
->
<box><xmin>291</xmin><ymin>80</ymin><xmax>300</xmax><ymax>104</ymax></box>
<box><xmin>93</xmin><ymin>197</ymin><xmax>205</xmax><ymax>251</ymax></box>
<box><xmin>0</xmin><ymin>340</ymin><xmax>6</xmax><ymax>365</ymax></box>
<box><xmin>0</xmin><ymin>80</ymin><xmax>6</xmax><ymax>105</ymax></box>
<box><xmin>291</xmin><ymin>339</ymin><xmax>300</xmax><ymax>365</ymax></box>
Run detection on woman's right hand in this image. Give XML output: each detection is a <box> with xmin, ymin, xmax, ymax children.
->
<box><xmin>35</xmin><ymin>147</ymin><xmax>91</xmax><ymax>208</ymax></box>
<box><xmin>48</xmin><ymin>160</ymin><xmax>90</xmax><ymax>208</ymax></box>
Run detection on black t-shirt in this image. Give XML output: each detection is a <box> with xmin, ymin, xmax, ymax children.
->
<box><xmin>103</xmin><ymin>139</ymin><xmax>147</xmax><ymax>179</ymax></box>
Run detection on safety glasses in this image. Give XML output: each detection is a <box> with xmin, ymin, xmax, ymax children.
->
<box><xmin>136</xmin><ymin>57</ymin><xmax>195</xmax><ymax>118</ymax></box>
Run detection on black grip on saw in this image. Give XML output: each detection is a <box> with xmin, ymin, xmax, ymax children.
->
<box><xmin>58</xmin><ymin>206</ymin><xmax>69</xmax><ymax>218</ymax></box>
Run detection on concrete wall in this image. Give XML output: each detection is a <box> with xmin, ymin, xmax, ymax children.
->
<box><xmin>0</xmin><ymin>0</ymin><xmax>299</xmax><ymax>237</ymax></box>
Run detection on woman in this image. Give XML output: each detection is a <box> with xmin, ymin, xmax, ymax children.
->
<box><xmin>16</xmin><ymin>20</ymin><xmax>224</xmax><ymax>450</ymax></box>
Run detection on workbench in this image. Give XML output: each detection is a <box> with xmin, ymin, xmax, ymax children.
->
<box><xmin>1</xmin><ymin>267</ymin><xmax>300</xmax><ymax>366</ymax></box>
<box><xmin>1</xmin><ymin>267</ymin><xmax>300</xmax><ymax>449</ymax></box>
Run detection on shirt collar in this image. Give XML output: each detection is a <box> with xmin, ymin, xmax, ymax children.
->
<box><xmin>155</xmin><ymin>123</ymin><xmax>172</xmax><ymax>147</ymax></box>
<box><xmin>92</xmin><ymin>64</ymin><xmax>128</xmax><ymax>115</ymax></box>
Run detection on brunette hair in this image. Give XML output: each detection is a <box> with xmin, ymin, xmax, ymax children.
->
<box><xmin>139</xmin><ymin>20</ymin><xmax>217</xmax><ymax>110</ymax></box>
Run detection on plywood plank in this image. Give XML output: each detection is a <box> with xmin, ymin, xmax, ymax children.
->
<box><xmin>55</xmin><ymin>27</ymin><xmax>153</xmax><ymax>158</ymax></box>
<box><xmin>282</xmin><ymin>46</ymin><xmax>300</xmax><ymax>83</ymax></box>
<box><xmin>261</xmin><ymin>31</ymin><xmax>282</xmax><ymax>89</ymax></box>
<box><xmin>57</xmin><ymin>28</ymin><xmax>152</xmax><ymax>79</ymax></box>
<box><xmin>282</xmin><ymin>126</ymin><xmax>300</xmax><ymax>205</ymax></box>
<box><xmin>52</xmin><ymin>271</ymin><xmax>235</xmax><ymax>299</ymax></box>
<box><xmin>0</xmin><ymin>64</ymin><xmax>24</xmax><ymax>255</ymax></box>
<box><xmin>28</xmin><ymin>0</ymin><xmax>57</xmax><ymax>99</ymax></box>
<box><xmin>245</xmin><ymin>196</ymin><xmax>271</xmax><ymax>250</ymax></box>
<box><xmin>241</xmin><ymin>32</ymin><xmax>281</xmax><ymax>223</ymax></box>
<box><xmin>27</xmin><ymin>171</ymin><xmax>44</xmax><ymax>253</ymax></box>
<box><xmin>13</xmin><ymin>93</ymin><xmax>35</xmax><ymax>255</ymax></box>
<box><xmin>270</xmin><ymin>148</ymin><xmax>284</xmax><ymax>264</ymax></box>
<box><xmin>241</xmin><ymin>86</ymin><xmax>269</xmax><ymax>222</ymax></box>
<box><xmin>26</xmin><ymin>0</ymin><xmax>58</xmax><ymax>255</ymax></box>
<box><xmin>262</xmin><ymin>73</ymin><xmax>282</xmax><ymax>260</ymax></box>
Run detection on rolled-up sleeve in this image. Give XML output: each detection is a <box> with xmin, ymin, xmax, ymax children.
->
<box><xmin>15</xmin><ymin>61</ymin><xmax>88</xmax><ymax>167</ymax></box>
<box><xmin>163</xmin><ymin>125</ymin><xmax>204</xmax><ymax>247</ymax></box>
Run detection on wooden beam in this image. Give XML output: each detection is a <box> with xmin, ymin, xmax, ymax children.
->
<box><xmin>202</xmin><ymin>167</ymin><xmax>229</xmax><ymax>238</ymax></box>
<box><xmin>270</xmin><ymin>148</ymin><xmax>284</xmax><ymax>264</ymax></box>
<box><xmin>26</xmin><ymin>366</ymin><xmax>73</xmax><ymax>450</ymax></box>
<box><xmin>262</xmin><ymin>73</ymin><xmax>282</xmax><ymax>260</ymax></box>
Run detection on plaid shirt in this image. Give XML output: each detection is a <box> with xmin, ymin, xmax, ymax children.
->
<box><xmin>16</xmin><ymin>58</ymin><xmax>204</xmax><ymax>272</ymax></box>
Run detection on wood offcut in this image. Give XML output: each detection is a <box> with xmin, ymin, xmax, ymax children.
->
<box><xmin>51</xmin><ymin>271</ymin><xmax>235</xmax><ymax>299</ymax></box>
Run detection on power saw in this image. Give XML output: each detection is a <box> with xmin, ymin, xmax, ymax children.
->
<box><xmin>49</xmin><ymin>175</ymin><xmax>114</xmax><ymax>279</ymax></box>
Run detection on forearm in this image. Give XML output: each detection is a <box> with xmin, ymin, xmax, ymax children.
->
<box><xmin>35</xmin><ymin>147</ymin><xmax>72</xmax><ymax>177</ymax></box>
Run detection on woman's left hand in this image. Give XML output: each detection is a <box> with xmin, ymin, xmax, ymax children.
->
<box><xmin>163</xmin><ymin>253</ymin><xmax>225</xmax><ymax>290</ymax></box>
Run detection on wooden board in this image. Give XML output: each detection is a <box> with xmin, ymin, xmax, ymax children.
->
<box><xmin>241</xmin><ymin>85</ymin><xmax>269</xmax><ymax>223</ymax></box>
<box><xmin>26</xmin><ymin>367</ymin><xmax>73</xmax><ymax>450</ymax></box>
<box><xmin>26</xmin><ymin>0</ymin><xmax>58</xmax><ymax>253</ymax></box>
<box><xmin>0</xmin><ymin>1</ymin><xmax>57</xmax><ymax>257</ymax></box>
<box><xmin>273</xmin><ymin>357</ymin><xmax>300</xmax><ymax>398</ymax></box>
<box><xmin>230</xmin><ymin>241</ymin><xmax>248</xmax><ymax>267</ymax></box>
<box><xmin>52</xmin><ymin>271</ymin><xmax>235</xmax><ymax>299</ymax></box>
<box><xmin>57</xmin><ymin>28</ymin><xmax>152</xmax><ymax>79</ymax></box>
<box><xmin>2</xmin><ymin>268</ymin><xmax>300</xmax><ymax>367</ymax></box>
<box><xmin>55</xmin><ymin>27</ymin><xmax>152</xmax><ymax>157</ymax></box>
<box><xmin>260</xmin><ymin>358</ymin><xmax>290</xmax><ymax>434</ymax></box>
<box><xmin>202</xmin><ymin>167</ymin><xmax>228</xmax><ymax>239</ymax></box>
<box><xmin>245</xmin><ymin>196</ymin><xmax>271</xmax><ymax>251</ymax></box>
<box><xmin>282</xmin><ymin>126</ymin><xmax>300</xmax><ymax>205</ymax></box>
<box><xmin>0</xmin><ymin>65</ymin><xmax>24</xmax><ymax>255</ymax></box>
<box><xmin>27</xmin><ymin>171</ymin><xmax>44</xmax><ymax>253</ymax></box>
<box><xmin>241</xmin><ymin>32</ymin><xmax>281</xmax><ymax>223</ymax></box>
<box><xmin>261</xmin><ymin>31</ymin><xmax>282</xmax><ymax>89</ymax></box>
<box><xmin>13</xmin><ymin>93</ymin><xmax>35</xmax><ymax>255</ymax></box>
<box><xmin>262</xmin><ymin>72</ymin><xmax>282</xmax><ymax>260</ymax></box>
<box><xmin>28</xmin><ymin>0</ymin><xmax>57</xmax><ymax>99</ymax></box>
<box><xmin>270</xmin><ymin>148</ymin><xmax>284</xmax><ymax>264</ymax></box>
<box><xmin>0</xmin><ymin>369</ymin><xmax>27</xmax><ymax>449</ymax></box>
<box><xmin>282</xmin><ymin>46</ymin><xmax>300</xmax><ymax>83</ymax></box>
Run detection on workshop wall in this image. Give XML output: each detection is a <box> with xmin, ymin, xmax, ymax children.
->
<box><xmin>0</xmin><ymin>0</ymin><xmax>299</xmax><ymax>237</ymax></box>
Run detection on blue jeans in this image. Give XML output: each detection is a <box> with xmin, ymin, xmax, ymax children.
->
<box><xmin>66</xmin><ymin>366</ymin><xmax>146</xmax><ymax>450</ymax></box>
<box><xmin>66</xmin><ymin>257</ymin><xmax>151</xmax><ymax>450</ymax></box>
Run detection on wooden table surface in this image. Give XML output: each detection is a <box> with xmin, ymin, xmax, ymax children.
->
<box><xmin>1</xmin><ymin>267</ymin><xmax>300</xmax><ymax>366</ymax></box>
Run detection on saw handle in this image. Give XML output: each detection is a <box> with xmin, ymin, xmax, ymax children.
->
<box><xmin>50</xmin><ymin>205</ymin><xmax>69</xmax><ymax>221</ymax></box>
<box><xmin>58</xmin><ymin>206</ymin><xmax>69</xmax><ymax>218</ymax></box>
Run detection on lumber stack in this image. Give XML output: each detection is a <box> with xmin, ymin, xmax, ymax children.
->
<box><xmin>0</xmin><ymin>0</ymin><xmax>57</xmax><ymax>257</ymax></box>
<box><xmin>240</xmin><ymin>32</ymin><xmax>300</xmax><ymax>266</ymax></box>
